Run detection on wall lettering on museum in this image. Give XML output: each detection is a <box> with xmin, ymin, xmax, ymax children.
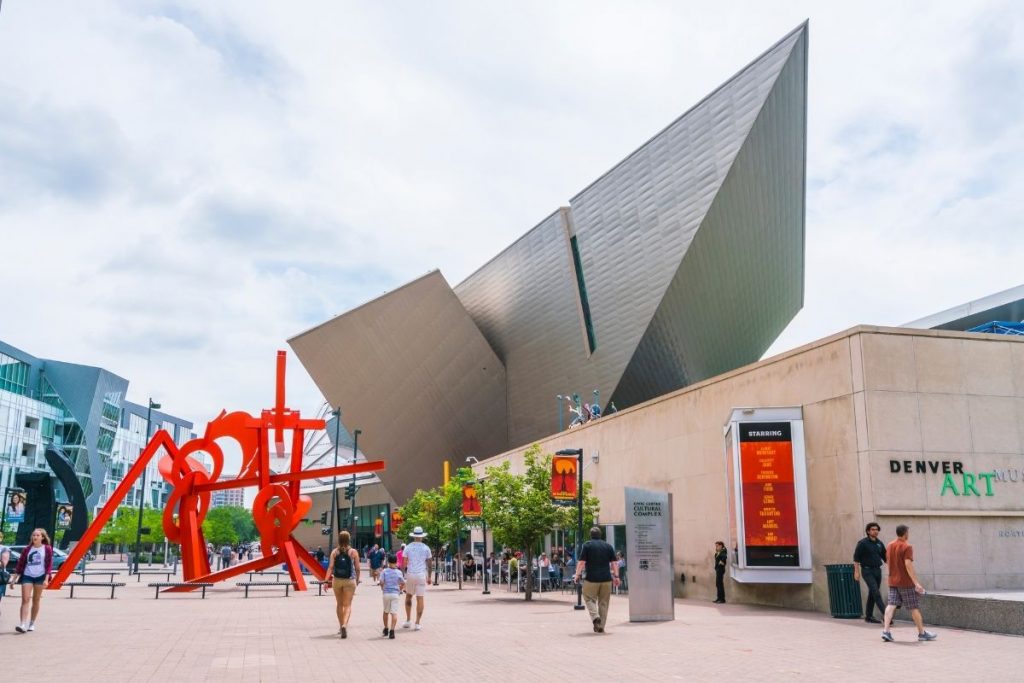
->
<box><xmin>887</xmin><ymin>459</ymin><xmax>1001</xmax><ymax>497</ymax></box>
<box><xmin>940</xmin><ymin>472</ymin><xmax>995</xmax><ymax>497</ymax></box>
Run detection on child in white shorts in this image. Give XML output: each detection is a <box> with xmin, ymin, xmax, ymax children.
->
<box><xmin>380</xmin><ymin>554</ymin><xmax>405</xmax><ymax>639</ymax></box>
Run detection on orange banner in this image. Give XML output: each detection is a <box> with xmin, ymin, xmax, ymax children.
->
<box><xmin>738</xmin><ymin>422</ymin><xmax>799</xmax><ymax>566</ymax></box>
<box><xmin>462</xmin><ymin>484</ymin><xmax>481</xmax><ymax>518</ymax></box>
<box><xmin>374</xmin><ymin>517</ymin><xmax>383</xmax><ymax>537</ymax></box>
<box><xmin>391</xmin><ymin>511</ymin><xmax>403</xmax><ymax>530</ymax></box>
<box><xmin>551</xmin><ymin>455</ymin><xmax>578</xmax><ymax>501</ymax></box>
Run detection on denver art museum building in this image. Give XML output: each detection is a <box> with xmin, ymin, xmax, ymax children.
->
<box><xmin>291</xmin><ymin>23</ymin><xmax>1024</xmax><ymax>616</ymax></box>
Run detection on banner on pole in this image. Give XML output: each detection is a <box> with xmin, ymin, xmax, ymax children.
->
<box><xmin>7</xmin><ymin>490</ymin><xmax>26</xmax><ymax>523</ymax></box>
<box><xmin>462</xmin><ymin>484</ymin><xmax>481</xmax><ymax>518</ymax></box>
<box><xmin>551</xmin><ymin>456</ymin><xmax>578</xmax><ymax>502</ymax></box>
<box><xmin>56</xmin><ymin>504</ymin><xmax>73</xmax><ymax>529</ymax></box>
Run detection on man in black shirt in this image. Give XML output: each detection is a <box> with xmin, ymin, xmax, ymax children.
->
<box><xmin>853</xmin><ymin>521</ymin><xmax>887</xmax><ymax>623</ymax></box>
<box><xmin>573</xmin><ymin>527</ymin><xmax>620</xmax><ymax>633</ymax></box>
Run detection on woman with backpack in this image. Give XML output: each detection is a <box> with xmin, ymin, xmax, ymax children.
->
<box><xmin>9</xmin><ymin>528</ymin><xmax>52</xmax><ymax>633</ymax></box>
<box><xmin>326</xmin><ymin>530</ymin><xmax>361</xmax><ymax>639</ymax></box>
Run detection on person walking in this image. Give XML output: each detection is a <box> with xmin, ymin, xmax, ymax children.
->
<box><xmin>326</xmin><ymin>530</ymin><xmax>361</xmax><ymax>639</ymax></box>
<box><xmin>573</xmin><ymin>526</ymin><xmax>620</xmax><ymax>633</ymax></box>
<box><xmin>0</xmin><ymin>531</ymin><xmax>10</xmax><ymax>618</ymax></box>
<box><xmin>880</xmin><ymin>524</ymin><xmax>937</xmax><ymax>643</ymax></box>
<box><xmin>379</xmin><ymin>553</ymin><xmax>405</xmax><ymax>639</ymax></box>
<box><xmin>368</xmin><ymin>544</ymin><xmax>384</xmax><ymax>584</ymax></box>
<box><xmin>400</xmin><ymin>527</ymin><xmax>432</xmax><ymax>631</ymax></box>
<box><xmin>853</xmin><ymin>522</ymin><xmax>887</xmax><ymax>623</ymax></box>
<box><xmin>713</xmin><ymin>541</ymin><xmax>727</xmax><ymax>603</ymax></box>
<box><xmin>10</xmin><ymin>528</ymin><xmax>53</xmax><ymax>633</ymax></box>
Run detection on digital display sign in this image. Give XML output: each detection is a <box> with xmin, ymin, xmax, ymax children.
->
<box><xmin>738</xmin><ymin>422</ymin><xmax>799</xmax><ymax>567</ymax></box>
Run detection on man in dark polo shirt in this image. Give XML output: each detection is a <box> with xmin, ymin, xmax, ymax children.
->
<box><xmin>881</xmin><ymin>524</ymin><xmax>937</xmax><ymax>643</ymax></box>
<box><xmin>573</xmin><ymin>527</ymin><xmax>620</xmax><ymax>633</ymax></box>
<box><xmin>853</xmin><ymin>522</ymin><xmax>886</xmax><ymax>623</ymax></box>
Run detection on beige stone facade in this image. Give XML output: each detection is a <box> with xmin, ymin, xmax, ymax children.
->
<box><xmin>471</xmin><ymin>326</ymin><xmax>1024</xmax><ymax>612</ymax></box>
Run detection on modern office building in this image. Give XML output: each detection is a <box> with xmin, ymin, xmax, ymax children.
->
<box><xmin>0</xmin><ymin>338</ymin><xmax>194</xmax><ymax>516</ymax></box>
<box><xmin>291</xmin><ymin>23</ymin><xmax>809</xmax><ymax>504</ymax></box>
<box><xmin>210</xmin><ymin>488</ymin><xmax>245</xmax><ymax>508</ymax></box>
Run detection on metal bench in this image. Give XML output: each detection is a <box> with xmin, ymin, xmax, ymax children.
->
<box><xmin>308</xmin><ymin>580</ymin><xmax>328</xmax><ymax>596</ymax></box>
<box><xmin>236</xmin><ymin>581</ymin><xmax>292</xmax><ymax>598</ymax></box>
<box><xmin>245</xmin><ymin>571</ymin><xmax>292</xmax><ymax>583</ymax></box>
<box><xmin>73</xmin><ymin>571</ymin><xmax>122</xmax><ymax>583</ymax></box>
<box><xmin>67</xmin><ymin>582</ymin><xmax>126</xmax><ymax>599</ymax></box>
<box><xmin>133</xmin><ymin>570</ymin><xmax>176</xmax><ymax>582</ymax></box>
<box><xmin>148</xmin><ymin>582</ymin><xmax>214</xmax><ymax>599</ymax></box>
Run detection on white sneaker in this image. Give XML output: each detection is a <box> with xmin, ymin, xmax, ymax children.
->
<box><xmin>27</xmin><ymin>623</ymin><xmax>35</xmax><ymax>632</ymax></box>
<box><xmin>401</xmin><ymin>621</ymin><xmax>412</xmax><ymax>629</ymax></box>
<box><xmin>15</xmin><ymin>623</ymin><xmax>26</xmax><ymax>633</ymax></box>
<box><xmin>414</xmin><ymin>624</ymin><xmax>422</xmax><ymax>631</ymax></box>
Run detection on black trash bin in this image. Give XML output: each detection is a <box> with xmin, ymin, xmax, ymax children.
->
<box><xmin>825</xmin><ymin>564</ymin><xmax>862</xmax><ymax>618</ymax></box>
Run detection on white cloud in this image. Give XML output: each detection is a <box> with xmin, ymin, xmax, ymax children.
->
<box><xmin>1</xmin><ymin>0</ymin><xmax>1021</xmax><ymax>437</ymax></box>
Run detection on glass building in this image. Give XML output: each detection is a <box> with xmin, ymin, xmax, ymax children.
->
<box><xmin>0</xmin><ymin>338</ymin><xmax>195</xmax><ymax>515</ymax></box>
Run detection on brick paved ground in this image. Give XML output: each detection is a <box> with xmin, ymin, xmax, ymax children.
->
<box><xmin>0</xmin><ymin>562</ymin><xmax>1018</xmax><ymax>682</ymax></box>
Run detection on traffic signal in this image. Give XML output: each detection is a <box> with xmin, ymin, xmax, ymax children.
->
<box><xmin>319</xmin><ymin>511</ymin><xmax>328</xmax><ymax>525</ymax></box>
<box><xmin>344</xmin><ymin>483</ymin><xmax>356</xmax><ymax>500</ymax></box>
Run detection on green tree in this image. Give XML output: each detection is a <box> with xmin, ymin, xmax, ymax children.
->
<box><xmin>201</xmin><ymin>506</ymin><xmax>254</xmax><ymax>546</ymax></box>
<box><xmin>484</xmin><ymin>445</ymin><xmax>599</xmax><ymax>601</ymax></box>
<box><xmin>395</xmin><ymin>467</ymin><xmax>476</xmax><ymax>581</ymax></box>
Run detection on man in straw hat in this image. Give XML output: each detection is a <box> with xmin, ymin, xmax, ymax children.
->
<box><xmin>401</xmin><ymin>526</ymin><xmax>433</xmax><ymax>631</ymax></box>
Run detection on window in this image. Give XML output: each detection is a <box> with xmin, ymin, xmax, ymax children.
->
<box><xmin>570</xmin><ymin>235</ymin><xmax>597</xmax><ymax>353</ymax></box>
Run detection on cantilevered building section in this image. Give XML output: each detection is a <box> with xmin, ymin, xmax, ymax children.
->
<box><xmin>290</xmin><ymin>23</ymin><xmax>809</xmax><ymax>503</ymax></box>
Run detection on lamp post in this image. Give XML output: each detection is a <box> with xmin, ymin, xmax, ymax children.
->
<box><xmin>349</xmin><ymin>429</ymin><xmax>361</xmax><ymax>535</ymax></box>
<box><xmin>133</xmin><ymin>397</ymin><xmax>160</xmax><ymax>575</ymax></box>
<box><xmin>556</xmin><ymin>447</ymin><xmax>585</xmax><ymax>611</ymax></box>
<box><xmin>329</xmin><ymin>407</ymin><xmax>342</xmax><ymax>554</ymax></box>
<box><xmin>466</xmin><ymin>456</ymin><xmax>490</xmax><ymax>595</ymax></box>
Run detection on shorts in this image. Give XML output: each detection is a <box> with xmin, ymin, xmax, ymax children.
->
<box><xmin>887</xmin><ymin>586</ymin><xmax>920</xmax><ymax>610</ymax></box>
<box><xmin>405</xmin><ymin>573</ymin><xmax>428</xmax><ymax>597</ymax></box>
<box><xmin>332</xmin><ymin>578</ymin><xmax>356</xmax><ymax>599</ymax></box>
<box><xmin>382</xmin><ymin>593</ymin><xmax>401</xmax><ymax>614</ymax></box>
<box><xmin>19</xmin><ymin>575</ymin><xmax>46</xmax><ymax>586</ymax></box>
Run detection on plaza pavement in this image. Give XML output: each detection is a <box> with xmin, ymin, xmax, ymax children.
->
<box><xmin>0</xmin><ymin>561</ymin><xmax>1018</xmax><ymax>682</ymax></box>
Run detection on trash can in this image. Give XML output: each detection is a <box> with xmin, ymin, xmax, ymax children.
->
<box><xmin>825</xmin><ymin>564</ymin><xmax>862</xmax><ymax>618</ymax></box>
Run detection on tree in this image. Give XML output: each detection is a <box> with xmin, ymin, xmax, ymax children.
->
<box><xmin>395</xmin><ymin>467</ymin><xmax>476</xmax><ymax>582</ymax></box>
<box><xmin>201</xmin><ymin>506</ymin><xmax>256</xmax><ymax>546</ymax></box>
<box><xmin>484</xmin><ymin>445</ymin><xmax>599</xmax><ymax>601</ymax></box>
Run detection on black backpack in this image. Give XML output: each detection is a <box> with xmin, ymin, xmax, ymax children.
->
<box><xmin>334</xmin><ymin>550</ymin><xmax>353</xmax><ymax>579</ymax></box>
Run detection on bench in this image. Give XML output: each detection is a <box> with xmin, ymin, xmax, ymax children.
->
<box><xmin>236</xmin><ymin>581</ymin><xmax>292</xmax><ymax>598</ymax></box>
<box><xmin>148</xmin><ymin>582</ymin><xmax>215</xmax><ymax>599</ymax></box>
<box><xmin>245</xmin><ymin>571</ymin><xmax>292</xmax><ymax>583</ymax></box>
<box><xmin>67</xmin><ymin>582</ymin><xmax>126</xmax><ymax>599</ymax></box>
<box><xmin>133</xmin><ymin>570</ymin><xmax>175</xmax><ymax>582</ymax></box>
<box><xmin>309</xmin><ymin>580</ymin><xmax>327</xmax><ymax>596</ymax></box>
<box><xmin>73</xmin><ymin>571</ymin><xmax>122</xmax><ymax>583</ymax></box>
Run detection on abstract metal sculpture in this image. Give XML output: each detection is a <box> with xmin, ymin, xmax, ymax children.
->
<box><xmin>49</xmin><ymin>351</ymin><xmax>384</xmax><ymax>593</ymax></box>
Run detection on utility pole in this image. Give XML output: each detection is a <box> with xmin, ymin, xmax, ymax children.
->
<box><xmin>349</xmin><ymin>429</ymin><xmax>361</xmax><ymax>534</ymax></box>
<box><xmin>329</xmin><ymin>408</ymin><xmax>342</xmax><ymax>554</ymax></box>
<box><xmin>133</xmin><ymin>398</ymin><xmax>160</xmax><ymax>574</ymax></box>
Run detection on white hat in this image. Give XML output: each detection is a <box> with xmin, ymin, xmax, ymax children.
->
<box><xmin>410</xmin><ymin>526</ymin><xmax>428</xmax><ymax>538</ymax></box>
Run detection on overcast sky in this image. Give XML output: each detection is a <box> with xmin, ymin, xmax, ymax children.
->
<box><xmin>1</xmin><ymin>1</ymin><xmax>1021</xmax><ymax>439</ymax></box>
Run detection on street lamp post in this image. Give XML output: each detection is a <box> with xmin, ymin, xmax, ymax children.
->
<box><xmin>329</xmin><ymin>408</ymin><xmax>342</xmax><ymax>554</ymax></box>
<box><xmin>349</xmin><ymin>429</ymin><xmax>361</xmax><ymax>535</ymax></box>
<box><xmin>466</xmin><ymin>456</ymin><xmax>490</xmax><ymax>595</ymax></box>
<box><xmin>133</xmin><ymin>397</ymin><xmax>160</xmax><ymax>575</ymax></box>
<box><xmin>556</xmin><ymin>447</ymin><xmax>585</xmax><ymax>611</ymax></box>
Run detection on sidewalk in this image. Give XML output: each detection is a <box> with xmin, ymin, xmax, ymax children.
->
<box><xmin>0</xmin><ymin>571</ymin><xmax>1018</xmax><ymax>681</ymax></box>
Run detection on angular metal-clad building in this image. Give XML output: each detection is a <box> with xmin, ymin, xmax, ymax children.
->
<box><xmin>290</xmin><ymin>23</ymin><xmax>809</xmax><ymax>503</ymax></box>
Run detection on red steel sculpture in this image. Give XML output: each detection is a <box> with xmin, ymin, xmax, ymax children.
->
<box><xmin>49</xmin><ymin>351</ymin><xmax>384</xmax><ymax>594</ymax></box>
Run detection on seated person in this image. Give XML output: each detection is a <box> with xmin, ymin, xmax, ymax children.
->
<box><xmin>463</xmin><ymin>553</ymin><xmax>477</xmax><ymax>579</ymax></box>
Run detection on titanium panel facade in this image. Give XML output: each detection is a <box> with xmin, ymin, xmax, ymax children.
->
<box><xmin>288</xmin><ymin>271</ymin><xmax>508</xmax><ymax>503</ymax></box>
<box><xmin>290</xmin><ymin>24</ymin><xmax>809</xmax><ymax>499</ymax></box>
